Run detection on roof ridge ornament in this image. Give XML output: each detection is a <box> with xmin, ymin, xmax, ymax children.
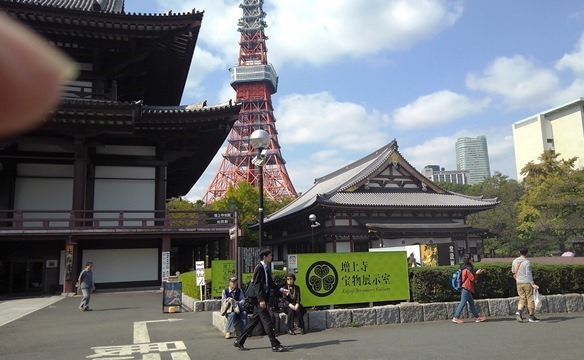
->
<box><xmin>389</xmin><ymin>139</ymin><xmax>398</xmax><ymax>151</ymax></box>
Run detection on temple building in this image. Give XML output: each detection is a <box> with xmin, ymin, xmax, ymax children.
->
<box><xmin>260</xmin><ymin>140</ymin><xmax>498</xmax><ymax>265</ymax></box>
<box><xmin>0</xmin><ymin>0</ymin><xmax>240</xmax><ymax>295</ymax></box>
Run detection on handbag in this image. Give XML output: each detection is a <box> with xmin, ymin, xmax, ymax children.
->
<box><xmin>244</xmin><ymin>280</ymin><xmax>255</xmax><ymax>298</ymax></box>
<box><xmin>244</xmin><ymin>264</ymin><xmax>261</xmax><ymax>299</ymax></box>
<box><xmin>534</xmin><ymin>289</ymin><xmax>542</xmax><ymax>311</ymax></box>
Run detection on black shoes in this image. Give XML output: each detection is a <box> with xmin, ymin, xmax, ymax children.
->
<box><xmin>287</xmin><ymin>329</ymin><xmax>296</xmax><ymax>335</ymax></box>
<box><xmin>272</xmin><ymin>345</ymin><xmax>289</xmax><ymax>352</ymax></box>
<box><xmin>529</xmin><ymin>315</ymin><xmax>540</xmax><ymax>323</ymax></box>
<box><xmin>233</xmin><ymin>341</ymin><xmax>248</xmax><ymax>351</ymax></box>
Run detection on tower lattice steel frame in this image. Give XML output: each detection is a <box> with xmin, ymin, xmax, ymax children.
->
<box><xmin>202</xmin><ymin>0</ymin><xmax>296</xmax><ymax>203</ymax></box>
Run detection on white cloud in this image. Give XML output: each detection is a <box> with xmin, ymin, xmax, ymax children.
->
<box><xmin>216</xmin><ymin>81</ymin><xmax>236</xmax><ymax>104</ymax></box>
<box><xmin>392</xmin><ymin>90</ymin><xmax>490</xmax><ymax>129</ymax></box>
<box><xmin>276</xmin><ymin>92</ymin><xmax>390</xmax><ymax>151</ymax></box>
<box><xmin>183</xmin><ymin>47</ymin><xmax>227</xmax><ymax>102</ymax></box>
<box><xmin>556</xmin><ymin>34</ymin><xmax>584</xmax><ymax>75</ymax></box>
<box><xmin>487</xmin><ymin>133</ymin><xmax>516</xmax><ymax>178</ymax></box>
<box><xmin>466</xmin><ymin>55</ymin><xmax>560</xmax><ymax>109</ymax></box>
<box><xmin>402</xmin><ymin>136</ymin><xmax>456</xmax><ymax>171</ymax></box>
<box><xmin>267</xmin><ymin>0</ymin><xmax>463</xmax><ymax>66</ymax></box>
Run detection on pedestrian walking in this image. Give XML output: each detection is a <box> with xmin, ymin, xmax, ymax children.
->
<box><xmin>233</xmin><ymin>249</ymin><xmax>289</xmax><ymax>352</ymax></box>
<box><xmin>512</xmin><ymin>247</ymin><xmax>540</xmax><ymax>322</ymax></box>
<box><xmin>452</xmin><ymin>254</ymin><xmax>486</xmax><ymax>324</ymax></box>
<box><xmin>77</xmin><ymin>262</ymin><xmax>94</xmax><ymax>311</ymax></box>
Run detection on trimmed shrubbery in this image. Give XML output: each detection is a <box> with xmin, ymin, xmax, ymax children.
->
<box><xmin>410</xmin><ymin>263</ymin><xmax>584</xmax><ymax>303</ymax></box>
<box><xmin>180</xmin><ymin>264</ymin><xmax>584</xmax><ymax>303</ymax></box>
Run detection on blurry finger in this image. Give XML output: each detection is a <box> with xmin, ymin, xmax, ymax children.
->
<box><xmin>0</xmin><ymin>13</ymin><xmax>78</xmax><ymax>137</ymax></box>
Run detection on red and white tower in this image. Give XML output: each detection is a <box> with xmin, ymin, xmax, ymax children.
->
<box><xmin>202</xmin><ymin>0</ymin><xmax>296</xmax><ymax>203</ymax></box>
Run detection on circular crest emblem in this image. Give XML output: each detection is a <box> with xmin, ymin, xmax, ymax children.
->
<box><xmin>305</xmin><ymin>261</ymin><xmax>338</xmax><ymax>297</ymax></box>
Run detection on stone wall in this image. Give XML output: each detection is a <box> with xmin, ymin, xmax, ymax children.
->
<box><xmin>188</xmin><ymin>293</ymin><xmax>584</xmax><ymax>335</ymax></box>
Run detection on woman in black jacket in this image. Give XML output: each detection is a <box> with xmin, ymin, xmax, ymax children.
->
<box><xmin>282</xmin><ymin>273</ymin><xmax>306</xmax><ymax>335</ymax></box>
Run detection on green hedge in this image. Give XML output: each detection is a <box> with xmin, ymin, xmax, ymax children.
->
<box><xmin>410</xmin><ymin>263</ymin><xmax>584</xmax><ymax>303</ymax></box>
<box><xmin>180</xmin><ymin>264</ymin><xmax>584</xmax><ymax>303</ymax></box>
<box><xmin>180</xmin><ymin>269</ymin><xmax>287</xmax><ymax>299</ymax></box>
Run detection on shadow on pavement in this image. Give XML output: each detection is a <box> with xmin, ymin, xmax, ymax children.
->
<box><xmin>287</xmin><ymin>339</ymin><xmax>358</xmax><ymax>350</ymax></box>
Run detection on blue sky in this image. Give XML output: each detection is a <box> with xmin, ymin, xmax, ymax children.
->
<box><xmin>124</xmin><ymin>0</ymin><xmax>584</xmax><ymax>201</ymax></box>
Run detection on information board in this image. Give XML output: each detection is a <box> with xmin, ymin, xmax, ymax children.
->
<box><xmin>288</xmin><ymin>252</ymin><xmax>410</xmax><ymax>307</ymax></box>
<box><xmin>162</xmin><ymin>281</ymin><xmax>182</xmax><ymax>313</ymax></box>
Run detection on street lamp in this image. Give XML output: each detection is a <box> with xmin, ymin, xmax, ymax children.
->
<box><xmin>309</xmin><ymin>213</ymin><xmax>321</xmax><ymax>252</ymax></box>
<box><xmin>250</xmin><ymin>129</ymin><xmax>270</xmax><ymax>249</ymax></box>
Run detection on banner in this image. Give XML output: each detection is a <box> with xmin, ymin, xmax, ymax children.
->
<box><xmin>288</xmin><ymin>252</ymin><xmax>409</xmax><ymax>307</ymax></box>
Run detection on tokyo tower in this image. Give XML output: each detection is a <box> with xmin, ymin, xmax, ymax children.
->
<box><xmin>202</xmin><ymin>0</ymin><xmax>296</xmax><ymax>203</ymax></box>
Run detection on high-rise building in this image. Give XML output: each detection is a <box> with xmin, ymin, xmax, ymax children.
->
<box><xmin>202</xmin><ymin>0</ymin><xmax>296</xmax><ymax>203</ymax></box>
<box><xmin>512</xmin><ymin>98</ymin><xmax>584</xmax><ymax>181</ymax></box>
<box><xmin>455</xmin><ymin>136</ymin><xmax>491</xmax><ymax>185</ymax></box>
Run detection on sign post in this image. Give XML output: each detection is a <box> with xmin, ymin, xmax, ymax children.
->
<box><xmin>195</xmin><ymin>261</ymin><xmax>205</xmax><ymax>300</ymax></box>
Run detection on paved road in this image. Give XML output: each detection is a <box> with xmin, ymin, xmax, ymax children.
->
<box><xmin>0</xmin><ymin>291</ymin><xmax>582</xmax><ymax>360</ymax></box>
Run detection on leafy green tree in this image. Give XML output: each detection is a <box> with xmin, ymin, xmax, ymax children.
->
<box><xmin>212</xmin><ymin>181</ymin><xmax>295</xmax><ymax>246</ymax></box>
<box><xmin>435</xmin><ymin>181</ymin><xmax>472</xmax><ymax>194</ymax></box>
<box><xmin>517</xmin><ymin>150</ymin><xmax>584</xmax><ymax>255</ymax></box>
<box><xmin>165</xmin><ymin>197</ymin><xmax>210</xmax><ymax>226</ymax></box>
<box><xmin>466</xmin><ymin>172</ymin><xmax>524</xmax><ymax>256</ymax></box>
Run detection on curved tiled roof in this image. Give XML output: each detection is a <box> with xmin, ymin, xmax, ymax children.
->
<box><xmin>6</xmin><ymin>0</ymin><xmax>124</xmax><ymax>13</ymax></box>
<box><xmin>264</xmin><ymin>140</ymin><xmax>498</xmax><ymax>224</ymax></box>
<box><xmin>325</xmin><ymin>191</ymin><xmax>498</xmax><ymax>208</ymax></box>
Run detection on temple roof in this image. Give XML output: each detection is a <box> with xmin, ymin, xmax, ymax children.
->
<box><xmin>264</xmin><ymin>140</ymin><xmax>498</xmax><ymax>224</ymax></box>
<box><xmin>2</xmin><ymin>99</ymin><xmax>242</xmax><ymax>197</ymax></box>
<box><xmin>0</xmin><ymin>0</ymin><xmax>204</xmax><ymax>105</ymax></box>
<box><xmin>6</xmin><ymin>0</ymin><xmax>124</xmax><ymax>13</ymax></box>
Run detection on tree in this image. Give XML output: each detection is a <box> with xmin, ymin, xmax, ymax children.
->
<box><xmin>165</xmin><ymin>197</ymin><xmax>210</xmax><ymax>226</ymax></box>
<box><xmin>212</xmin><ymin>181</ymin><xmax>295</xmax><ymax>246</ymax></box>
<box><xmin>516</xmin><ymin>150</ymin><xmax>584</xmax><ymax>255</ymax></box>
<box><xmin>465</xmin><ymin>172</ymin><xmax>524</xmax><ymax>256</ymax></box>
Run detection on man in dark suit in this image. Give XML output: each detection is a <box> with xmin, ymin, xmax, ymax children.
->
<box><xmin>234</xmin><ymin>249</ymin><xmax>289</xmax><ymax>352</ymax></box>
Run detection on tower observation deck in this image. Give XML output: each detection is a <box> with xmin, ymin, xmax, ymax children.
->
<box><xmin>202</xmin><ymin>0</ymin><xmax>296</xmax><ymax>203</ymax></box>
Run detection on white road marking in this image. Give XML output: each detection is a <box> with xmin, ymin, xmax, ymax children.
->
<box><xmin>171</xmin><ymin>352</ymin><xmax>191</xmax><ymax>360</ymax></box>
<box><xmin>88</xmin><ymin>319</ymin><xmax>190</xmax><ymax>359</ymax></box>
<box><xmin>133</xmin><ymin>319</ymin><xmax>183</xmax><ymax>344</ymax></box>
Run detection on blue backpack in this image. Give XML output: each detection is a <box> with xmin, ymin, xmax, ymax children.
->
<box><xmin>451</xmin><ymin>268</ymin><xmax>462</xmax><ymax>291</ymax></box>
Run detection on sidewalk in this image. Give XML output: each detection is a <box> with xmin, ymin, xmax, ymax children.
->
<box><xmin>0</xmin><ymin>296</ymin><xmax>64</xmax><ymax>327</ymax></box>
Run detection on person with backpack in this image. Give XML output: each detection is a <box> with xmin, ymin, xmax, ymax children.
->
<box><xmin>512</xmin><ymin>247</ymin><xmax>540</xmax><ymax>323</ymax></box>
<box><xmin>452</xmin><ymin>254</ymin><xmax>486</xmax><ymax>324</ymax></box>
<box><xmin>221</xmin><ymin>276</ymin><xmax>247</xmax><ymax>339</ymax></box>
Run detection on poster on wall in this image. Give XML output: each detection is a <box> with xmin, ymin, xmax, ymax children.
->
<box><xmin>211</xmin><ymin>260</ymin><xmax>235</xmax><ymax>298</ymax></box>
<box><xmin>289</xmin><ymin>252</ymin><xmax>410</xmax><ymax>307</ymax></box>
<box><xmin>420</xmin><ymin>244</ymin><xmax>438</xmax><ymax>267</ymax></box>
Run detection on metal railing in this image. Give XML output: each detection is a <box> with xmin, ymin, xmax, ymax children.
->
<box><xmin>0</xmin><ymin>210</ymin><xmax>234</xmax><ymax>233</ymax></box>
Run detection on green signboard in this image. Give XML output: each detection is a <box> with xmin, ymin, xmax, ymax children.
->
<box><xmin>288</xmin><ymin>252</ymin><xmax>410</xmax><ymax>307</ymax></box>
<box><xmin>211</xmin><ymin>260</ymin><xmax>235</xmax><ymax>298</ymax></box>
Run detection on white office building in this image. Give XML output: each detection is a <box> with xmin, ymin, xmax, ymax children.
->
<box><xmin>512</xmin><ymin>98</ymin><xmax>584</xmax><ymax>181</ymax></box>
<box><xmin>422</xmin><ymin>166</ymin><xmax>469</xmax><ymax>185</ymax></box>
<box><xmin>455</xmin><ymin>136</ymin><xmax>491</xmax><ymax>185</ymax></box>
